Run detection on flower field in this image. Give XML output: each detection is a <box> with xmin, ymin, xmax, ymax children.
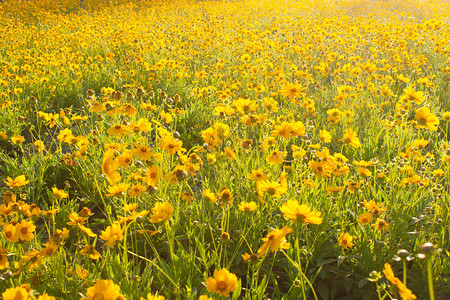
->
<box><xmin>0</xmin><ymin>0</ymin><xmax>449</xmax><ymax>298</ymax></box>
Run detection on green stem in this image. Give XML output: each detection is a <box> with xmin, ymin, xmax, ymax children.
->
<box><xmin>402</xmin><ymin>260</ymin><xmax>407</xmax><ymax>286</ymax></box>
<box><xmin>427</xmin><ymin>258</ymin><xmax>435</xmax><ymax>300</ymax></box>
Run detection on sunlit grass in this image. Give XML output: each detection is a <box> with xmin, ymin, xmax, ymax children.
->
<box><xmin>0</xmin><ymin>0</ymin><xmax>449</xmax><ymax>299</ymax></box>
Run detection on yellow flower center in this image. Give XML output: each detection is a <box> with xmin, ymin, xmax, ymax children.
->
<box><xmin>93</xmin><ymin>292</ymin><xmax>105</xmax><ymax>300</ymax></box>
<box><xmin>216</xmin><ymin>280</ymin><xmax>227</xmax><ymax>292</ymax></box>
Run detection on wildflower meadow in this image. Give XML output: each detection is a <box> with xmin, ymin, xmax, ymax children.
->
<box><xmin>0</xmin><ymin>0</ymin><xmax>449</xmax><ymax>299</ymax></box>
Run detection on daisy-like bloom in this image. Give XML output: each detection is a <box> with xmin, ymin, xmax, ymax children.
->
<box><xmin>383</xmin><ymin>263</ymin><xmax>417</xmax><ymax>300</ymax></box>
<box><xmin>101</xmin><ymin>149</ymin><xmax>121</xmax><ymax>184</ymax></box>
<box><xmin>217</xmin><ymin>187</ymin><xmax>233</xmax><ymax>207</ymax></box>
<box><xmin>149</xmin><ymin>201</ymin><xmax>173</xmax><ymax>223</ymax></box>
<box><xmin>15</xmin><ymin>219</ymin><xmax>36</xmax><ymax>242</ymax></box>
<box><xmin>164</xmin><ymin>165</ymin><xmax>188</xmax><ymax>185</ymax></box>
<box><xmin>203</xmin><ymin>189</ymin><xmax>217</xmax><ymax>203</ymax></box>
<box><xmin>415</xmin><ymin>107</ymin><xmax>439</xmax><ymax>131</ymax></box>
<box><xmin>309</xmin><ymin>160</ymin><xmax>332</xmax><ymax>178</ymax></box>
<box><xmin>432</xmin><ymin>169</ymin><xmax>444</xmax><ymax>177</ymax></box>
<box><xmin>399</xmin><ymin>85</ymin><xmax>425</xmax><ymax>105</ymax></box>
<box><xmin>201</xmin><ymin>127</ymin><xmax>220</xmax><ymax>150</ymax></box>
<box><xmin>232</xmin><ymin>98</ymin><xmax>258</xmax><ymax>115</ymax></box>
<box><xmin>443</xmin><ymin>111</ymin><xmax>450</xmax><ymax>121</ymax></box>
<box><xmin>4</xmin><ymin>175</ymin><xmax>29</xmax><ymax>188</ymax></box>
<box><xmin>39</xmin><ymin>241</ymin><xmax>59</xmax><ymax>258</ymax></box>
<box><xmin>257</xmin><ymin>180</ymin><xmax>286</xmax><ymax>199</ymax></box>
<box><xmin>100</xmin><ymin>223</ymin><xmax>124</xmax><ymax>247</ymax></box>
<box><xmin>257</xmin><ymin>226</ymin><xmax>293</xmax><ymax>257</ymax></box>
<box><xmin>271</xmin><ymin>122</ymin><xmax>294</xmax><ymax>138</ymax></box>
<box><xmin>145</xmin><ymin>165</ymin><xmax>160</xmax><ymax>186</ymax></box>
<box><xmin>279</xmin><ymin>82</ymin><xmax>304</xmax><ymax>102</ymax></box>
<box><xmin>34</xmin><ymin>140</ymin><xmax>45</xmax><ymax>152</ymax></box>
<box><xmin>0</xmin><ymin>247</ymin><xmax>9</xmax><ymax>270</ymax></box>
<box><xmin>140</xmin><ymin>293</ymin><xmax>165</xmax><ymax>300</ymax></box>
<box><xmin>238</xmin><ymin>201</ymin><xmax>257</xmax><ymax>212</ymax></box>
<box><xmin>107</xmin><ymin>124</ymin><xmax>131</xmax><ymax>138</ymax></box>
<box><xmin>266</xmin><ymin>149</ymin><xmax>286</xmax><ymax>164</ymax></box>
<box><xmin>11</xmin><ymin>135</ymin><xmax>25</xmax><ymax>145</ymax></box>
<box><xmin>362</xmin><ymin>200</ymin><xmax>386</xmax><ymax>217</ymax></box>
<box><xmin>263</xmin><ymin>97</ymin><xmax>279</xmax><ymax>113</ymax></box>
<box><xmin>327</xmin><ymin>108</ymin><xmax>342</xmax><ymax>124</ymax></box>
<box><xmin>338</xmin><ymin>233</ymin><xmax>354</xmax><ymax>249</ymax></box>
<box><xmin>133</xmin><ymin>143</ymin><xmax>154</xmax><ymax>161</ymax></box>
<box><xmin>3</xmin><ymin>223</ymin><xmax>17</xmax><ymax>242</ymax></box>
<box><xmin>52</xmin><ymin>187</ymin><xmax>68</xmax><ymax>199</ymax></box>
<box><xmin>57</xmin><ymin>128</ymin><xmax>74</xmax><ymax>144</ymax></box>
<box><xmin>340</xmin><ymin>128</ymin><xmax>361</xmax><ymax>148</ymax></box>
<box><xmin>372</xmin><ymin>218</ymin><xmax>389</xmax><ymax>231</ymax></box>
<box><xmin>159</xmin><ymin>134</ymin><xmax>183</xmax><ymax>155</ymax></box>
<box><xmin>357</xmin><ymin>212</ymin><xmax>374</xmax><ymax>224</ymax></box>
<box><xmin>105</xmin><ymin>183</ymin><xmax>130</xmax><ymax>197</ymax></box>
<box><xmin>86</xmin><ymin>279</ymin><xmax>123</xmax><ymax>300</ymax></box>
<box><xmin>320</xmin><ymin>129</ymin><xmax>332</xmax><ymax>143</ymax></box>
<box><xmin>206</xmin><ymin>268</ymin><xmax>238</xmax><ymax>297</ymax></box>
<box><xmin>80</xmin><ymin>245</ymin><xmax>101</xmax><ymax>260</ymax></box>
<box><xmin>117</xmin><ymin>150</ymin><xmax>133</xmax><ymax>167</ymax></box>
<box><xmin>280</xmin><ymin>200</ymin><xmax>323</xmax><ymax>224</ymax></box>
<box><xmin>326</xmin><ymin>186</ymin><xmax>345</xmax><ymax>193</ymax></box>
<box><xmin>128</xmin><ymin>184</ymin><xmax>147</xmax><ymax>197</ymax></box>
<box><xmin>2</xmin><ymin>286</ymin><xmax>30</xmax><ymax>300</ymax></box>
<box><xmin>247</xmin><ymin>168</ymin><xmax>270</xmax><ymax>182</ymax></box>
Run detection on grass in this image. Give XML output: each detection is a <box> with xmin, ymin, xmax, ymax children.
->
<box><xmin>0</xmin><ymin>0</ymin><xmax>449</xmax><ymax>299</ymax></box>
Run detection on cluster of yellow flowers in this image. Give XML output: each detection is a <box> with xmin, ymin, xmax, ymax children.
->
<box><xmin>0</xmin><ymin>0</ymin><xmax>448</xmax><ymax>298</ymax></box>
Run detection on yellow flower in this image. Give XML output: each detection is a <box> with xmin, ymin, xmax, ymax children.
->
<box><xmin>266</xmin><ymin>149</ymin><xmax>286</xmax><ymax>164</ymax></box>
<box><xmin>257</xmin><ymin>180</ymin><xmax>286</xmax><ymax>199</ymax></box>
<box><xmin>80</xmin><ymin>245</ymin><xmax>101</xmax><ymax>260</ymax></box>
<box><xmin>340</xmin><ymin>128</ymin><xmax>361</xmax><ymax>148</ymax></box>
<box><xmin>127</xmin><ymin>184</ymin><xmax>147</xmax><ymax>197</ymax></box>
<box><xmin>86</xmin><ymin>279</ymin><xmax>122</xmax><ymax>300</ymax></box>
<box><xmin>206</xmin><ymin>268</ymin><xmax>238</xmax><ymax>297</ymax></box>
<box><xmin>257</xmin><ymin>226</ymin><xmax>293</xmax><ymax>257</ymax></box>
<box><xmin>2</xmin><ymin>286</ymin><xmax>30</xmax><ymax>300</ymax></box>
<box><xmin>140</xmin><ymin>293</ymin><xmax>165</xmax><ymax>300</ymax></box>
<box><xmin>280</xmin><ymin>200</ymin><xmax>323</xmax><ymax>224</ymax></box>
<box><xmin>3</xmin><ymin>223</ymin><xmax>17</xmax><ymax>242</ymax></box>
<box><xmin>100</xmin><ymin>223</ymin><xmax>124</xmax><ymax>247</ymax></box>
<box><xmin>203</xmin><ymin>189</ymin><xmax>217</xmax><ymax>203</ymax></box>
<box><xmin>279</xmin><ymin>82</ymin><xmax>304</xmax><ymax>102</ymax></box>
<box><xmin>0</xmin><ymin>248</ymin><xmax>10</xmax><ymax>270</ymax></box>
<box><xmin>217</xmin><ymin>187</ymin><xmax>233</xmax><ymax>207</ymax></box>
<box><xmin>11</xmin><ymin>135</ymin><xmax>25</xmax><ymax>145</ymax></box>
<box><xmin>327</xmin><ymin>108</ymin><xmax>342</xmax><ymax>124</ymax></box>
<box><xmin>4</xmin><ymin>175</ymin><xmax>29</xmax><ymax>188</ymax></box>
<box><xmin>357</xmin><ymin>212</ymin><xmax>373</xmax><ymax>224</ymax></box>
<box><xmin>101</xmin><ymin>149</ymin><xmax>121</xmax><ymax>184</ymax></box>
<box><xmin>309</xmin><ymin>160</ymin><xmax>332</xmax><ymax>178</ymax></box>
<box><xmin>247</xmin><ymin>168</ymin><xmax>270</xmax><ymax>182</ymax></box>
<box><xmin>338</xmin><ymin>233</ymin><xmax>354</xmax><ymax>249</ymax></box>
<box><xmin>372</xmin><ymin>218</ymin><xmax>389</xmax><ymax>231</ymax></box>
<box><xmin>415</xmin><ymin>107</ymin><xmax>439</xmax><ymax>131</ymax></box>
<box><xmin>319</xmin><ymin>129</ymin><xmax>332</xmax><ymax>143</ymax></box>
<box><xmin>34</xmin><ymin>140</ymin><xmax>45</xmax><ymax>152</ymax></box>
<box><xmin>107</xmin><ymin>124</ymin><xmax>131</xmax><ymax>138</ymax></box>
<box><xmin>15</xmin><ymin>219</ymin><xmax>36</xmax><ymax>242</ymax></box>
<box><xmin>149</xmin><ymin>201</ymin><xmax>173</xmax><ymax>223</ymax></box>
<box><xmin>383</xmin><ymin>263</ymin><xmax>417</xmax><ymax>300</ymax></box>
<box><xmin>52</xmin><ymin>187</ymin><xmax>68</xmax><ymax>199</ymax></box>
<box><xmin>105</xmin><ymin>183</ymin><xmax>130</xmax><ymax>197</ymax></box>
<box><xmin>238</xmin><ymin>201</ymin><xmax>257</xmax><ymax>212</ymax></box>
